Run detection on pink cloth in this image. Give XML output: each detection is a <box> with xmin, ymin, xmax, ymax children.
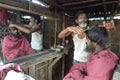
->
<box><xmin>0</xmin><ymin>63</ymin><xmax>23</xmax><ymax>80</ymax></box>
<box><xmin>0</xmin><ymin>8</ymin><xmax>8</xmax><ymax>26</ymax></box>
<box><xmin>2</xmin><ymin>35</ymin><xmax>35</xmax><ymax>60</ymax></box>
<box><xmin>63</xmin><ymin>49</ymin><xmax>119</xmax><ymax>80</ymax></box>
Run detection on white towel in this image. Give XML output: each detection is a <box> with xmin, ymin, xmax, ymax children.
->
<box><xmin>5</xmin><ymin>70</ymin><xmax>35</xmax><ymax>80</ymax></box>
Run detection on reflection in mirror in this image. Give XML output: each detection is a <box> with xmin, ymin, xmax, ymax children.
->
<box><xmin>0</xmin><ymin>8</ymin><xmax>46</xmax><ymax>62</ymax></box>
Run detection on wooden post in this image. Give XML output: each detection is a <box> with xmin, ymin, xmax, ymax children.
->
<box><xmin>48</xmin><ymin>56</ymin><xmax>62</xmax><ymax>80</ymax></box>
<box><xmin>29</xmin><ymin>0</ymin><xmax>32</xmax><ymax>11</ymax></box>
<box><xmin>62</xmin><ymin>13</ymin><xmax>65</xmax><ymax>44</ymax></box>
<box><xmin>29</xmin><ymin>65</ymin><xmax>36</xmax><ymax>79</ymax></box>
<box><xmin>54</xmin><ymin>7</ymin><xmax>57</xmax><ymax>48</ymax></box>
<box><xmin>62</xmin><ymin>55</ymin><xmax>65</xmax><ymax>78</ymax></box>
<box><xmin>48</xmin><ymin>19</ymin><xmax>51</xmax><ymax>47</ymax></box>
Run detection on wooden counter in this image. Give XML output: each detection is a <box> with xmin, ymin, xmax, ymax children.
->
<box><xmin>5</xmin><ymin>50</ymin><xmax>65</xmax><ymax>80</ymax></box>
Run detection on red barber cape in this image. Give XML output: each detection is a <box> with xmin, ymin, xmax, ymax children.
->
<box><xmin>63</xmin><ymin>49</ymin><xmax>119</xmax><ymax>80</ymax></box>
<box><xmin>2</xmin><ymin>35</ymin><xmax>35</xmax><ymax>60</ymax></box>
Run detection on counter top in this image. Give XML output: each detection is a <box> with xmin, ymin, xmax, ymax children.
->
<box><xmin>4</xmin><ymin>50</ymin><xmax>63</xmax><ymax>68</ymax></box>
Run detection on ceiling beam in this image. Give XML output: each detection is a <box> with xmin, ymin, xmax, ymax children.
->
<box><xmin>88</xmin><ymin>14</ymin><xmax>111</xmax><ymax>18</ymax></box>
<box><xmin>62</xmin><ymin>0</ymin><xmax>97</xmax><ymax>6</ymax></box>
<box><xmin>114</xmin><ymin>3</ymin><xmax>118</xmax><ymax>14</ymax></box>
<box><xmin>71</xmin><ymin>1</ymin><xmax>120</xmax><ymax>9</ymax></box>
<box><xmin>0</xmin><ymin>0</ymin><xmax>28</xmax><ymax>9</ymax></box>
<box><xmin>103</xmin><ymin>0</ymin><xmax>107</xmax><ymax>19</ymax></box>
<box><xmin>41</xmin><ymin>0</ymin><xmax>73</xmax><ymax>16</ymax></box>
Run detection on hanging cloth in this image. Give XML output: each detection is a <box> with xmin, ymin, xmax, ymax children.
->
<box><xmin>0</xmin><ymin>7</ymin><xmax>8</xmax><ymax>26</ymax></box>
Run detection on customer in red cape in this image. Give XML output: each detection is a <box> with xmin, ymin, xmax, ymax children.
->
<box><xmin>2</xmin><ymin>27</ymin><xmax>35</xmax><ymax>60</ymax></box>
<box><xmin>63</xmin><ymin>26</ymin><xmax>119</xmax><ymax>80</ymax></box>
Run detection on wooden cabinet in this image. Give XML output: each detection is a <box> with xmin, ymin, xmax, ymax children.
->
<box><xmin>5</xmin><ymin>50</ymin><xmax>65</xmax><ymax>80</ymax></box>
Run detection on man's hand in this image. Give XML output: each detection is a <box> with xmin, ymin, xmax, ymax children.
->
<box><xmin>103</xmin><ymin>20</ymin><xmax>116</xmax><ymax>32</ymax></box>
<box><xmin>9</xmin><ymin>24</ymin><xmax>17</xmax><ymax>28</ymax></box>
<box><xmin>67</xmin><ymin>27</ymin><xmax>85</xmax><ymax>39</ymax></box>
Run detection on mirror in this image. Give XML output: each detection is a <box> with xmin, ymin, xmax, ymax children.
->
<box><xmin>0</xmin><ymin>0</ymin><xmax>73</xmax><ymax>63</ymax></box>
<box><xmin>0</xmin><ymin>8</ymin><xmax>56</xmax><ymax>62</ymax></box>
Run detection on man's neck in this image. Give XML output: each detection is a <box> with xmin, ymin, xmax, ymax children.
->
<box><xmin>93</xmin><ymin>46</ymin><xmax>105</xmax><ymax>54</ymax></box>
<box><xmin>82</xmin><ymin>27</ymin><xmax>87</xmax><ymax>30</ymax></box>
<box><xmin>77</xmin><ymin>26</ymin><xmax>87</xmax><ymax>30</ymax></box>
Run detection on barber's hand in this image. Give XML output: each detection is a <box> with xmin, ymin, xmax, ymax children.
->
<box><xmin>77</xmin><ymin>27</ymin><xmax>86</xmax><ymax>39</ymax></box>
<box><xmin>103</xmin><ymin>20</ymin><xmax>116</xmax><ymax>32</ymax></box>
<box><xmin>9</xmin><ymin>24</ymin><xmax>17</xmax><ymax>28</ymax></box>
<box><xmin>67</xmin><ymin>27</ymin><xmax>85</xmax><ymax>39</ymax></box>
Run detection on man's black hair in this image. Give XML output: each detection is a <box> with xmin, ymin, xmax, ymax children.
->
<box><xmin>75</xmin><ymin>10</ymin><xmax>87</xmax><ymax>19</ymax></box>
<box><xmin>85</xmin><ymin>26</ymin><xmax>109</xmax><ymax>47</ymax></box>
<box><xmin>9</xmin><ymin>27</ymin><xmax>21</xmax><ymax>38</ymax></box>
<box><xmin>31</xmin><ymin>15</ymin><xmax>41</xmax><ymax>24</ymax></box>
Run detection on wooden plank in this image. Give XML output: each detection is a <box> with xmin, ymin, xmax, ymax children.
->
<box><xmin>5</xmin><ymin>50</ymin><xmax>50</xmax><ymax>63</ymax></box>
<box><xmin>48</xmin><ymin>56</ymin><xmax>62</xmax><ymax>80</ymax></box>
<box><xmin>36</xmin><ymin>64</ymin><xmax>48</xmax><ymax>70</ymax></box>
<box><xmin>42</xmin><ymin>0</ymin><xmax>72</xmax><ymax>16</ymax></box>
<box><xmin>0</xmin><ymin>0</ymin><xmax>28</xmax><ymax>9</ymax></box>
<box><xmin>49</xmin><ymin>56</ymin><xmax>62</xmax><ymax>68</ymax></box>
<box><xmin>29</xmin><ymin>0</ymin><xmax>32</xmax><ymax>11</ymax></box>
<box><xmin>35</xmin><ymin>62</ymin><xmax>49</xmax><ymax>80</ymax></box>
<box><xmin>29</xmin><ymin>65</ymin><xmax>36</xmax><ymax>78</ymax></box>
<box><xmin>48</xmin><ymin>67</ymin><xmax>52</xmax><ymax>80</ymax></box>
<box><xmin>71</xmin><ymin>1</ymin><xmax>120</xmax><ymax>9</ymax></box>
<box><xmin>62</xmin><ymin>55</ymin><xmax>65</xmax><ymax>78</ymax></box>
<box><xmin>0</xmin><ymin>3</ymin><xmax>51</xmax><ymax>19</ymax></box>
<box><xmin>5</xmin><ymin>50</ymin><xmax>63</xmax><ymax>69</ymax></box>
<box><xmin>62</xmin><ymin>0</ymin><xmax>97</xmax><ymax>6</ymax></box>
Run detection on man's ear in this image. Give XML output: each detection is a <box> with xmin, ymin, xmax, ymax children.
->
<box><xmin>93</xmin><ymin>42</ymin><xmax>97</xmax><ymax>47</ymax></box>
<box><xmin>14</xmin><ymin>29</ymin><xmax>17</xmax><ymax>33</ymax></box>
<box><xmin>35</xmin><ymin>20</ymin><xmax>37</xmax><ymax>23</ymax></box>
<box><xmin>75</xmin><ymin>19</ymin><xmax>78</xmax><ymax>23</ymax></box>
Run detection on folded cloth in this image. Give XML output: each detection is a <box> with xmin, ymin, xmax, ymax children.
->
<box><xmin>2</xmin><ymin>35</ymin><xmax>35</xmax><ymax>60</ymax></box>
<box><xmin>5</xmin><ymin>70</ymin><xmax>35</xmax><ymax>80</ymax></box>
<box><xmin>0</xmin><ymin>63</ymin><xmax>23</xmax><ymax>80</ymax></box>
<box><xmin>0</xmin><ymin>63</ymin><xmax>23</xmax><ymax>71</ymax></box>
<box><xmin>0</xmin><ymin>8</ymin><xmax>8</xmax><ymax>26</ymax></box>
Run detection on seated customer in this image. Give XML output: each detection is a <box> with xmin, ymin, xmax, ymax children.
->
<box><xmin>2</xmin><ymin>27</ymin><xmax>35</xmax><ymax>60</ymax></box>
<box><xmin>63</xmin><ymin>26</ymin><xmax>119</xmax><ymax>80</ymax></box>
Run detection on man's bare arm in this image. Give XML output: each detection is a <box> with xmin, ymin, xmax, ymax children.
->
<box><xmin>58</xmin><ymin>26</ymin><xmax>85</xmax><ymax>39</ymax></box>
<box><xmin>58</xmin><ymin>28</ymin><xmax>71</xmax><ymax>39</ymax></box>
<box><xmin>9</xmin><ymin>24</ymin><xmax>40</xmax><ymax>34</ymax></box>
<box><xmin>23</xmin><ymin>24</ymin><xmax>32</xmax><ymax>28</ymax></box>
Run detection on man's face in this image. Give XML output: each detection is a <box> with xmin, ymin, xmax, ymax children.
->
<box><xmin>30</xmin><ymin>17</ymin><xmax>36</xmax><ymax>25</ymax></box>
<box><xmin>10</xmin><ymin>27</ymin><xmax>17</xmax><ymax>34</ymax></box>
<box><xmin>10</xmin><ymin>28</ymin><xmax>20</xmax><ymax>38</ymax></box>
<box><xmin>85</xmin><ymin>37</ymin><xmax>94</xmax><ymax>53</ymax></box>
<box><xmin>76</xmin><ymin>13</ymin><xmax>87</xmax><ymax>28</ymax></box>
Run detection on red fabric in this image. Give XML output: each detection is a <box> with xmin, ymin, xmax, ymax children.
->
<box><xmin>0</xmin><ymin>63</ymin><xmax>23</xmax><ymax>80</ymax></box>
<box><xmin>0</xmin><ymin>8</ymin><xmax>8</xmax><ymax>26</ymax></box>
<box><xmin>2</xmin><ymin>35</ymin><xmax>35</xmax><ymax>60</ymax></box>
<box><xmin>0</xmin><ymin>68</ymin><xmax>10</xmax><ymax>80</ymax></box>
<box><xmin>63</xmin><ymin>49</ymin><xmax>119</xmax><ymax>80</ymax></box>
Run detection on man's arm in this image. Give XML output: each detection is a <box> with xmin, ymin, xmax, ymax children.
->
<box><xmin>63</xmin><ymin>63</ymin><xmax>86</xmax><ymax>80</ymax></box>
<box><xmin>58</xmin><ymin>26</ymin><xmax>85</xmax><ymax>39</ymax></box>
<box><xmin>23</xmin><ymin>24</ymin><xmax>32</xmax><ymax>28</ymax></box>
<box><xmin>9</xmin><ymin>24</ymin><xmax>41</xmax><ymax>34</ymax></box>
<box><xmin>58</xmin><ymin>28</ymin><xmax>71</xmax><ymax>39</ymax></box>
